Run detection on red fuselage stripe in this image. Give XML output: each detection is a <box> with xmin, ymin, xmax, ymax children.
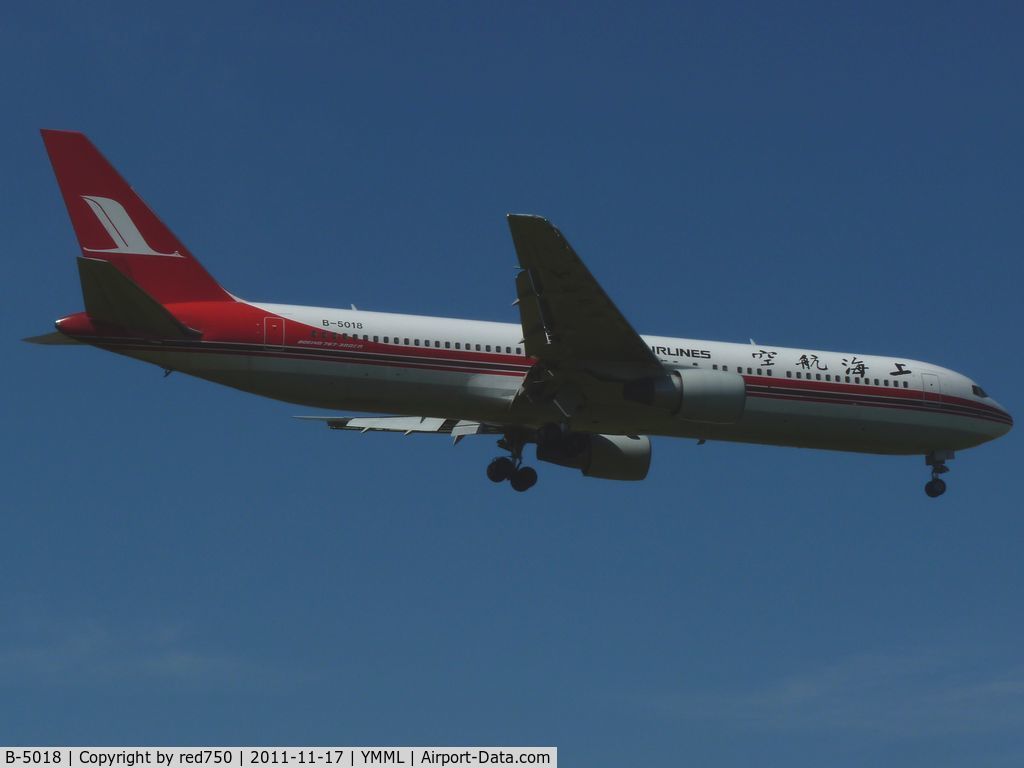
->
<box><xmin>87</xmin><ymin>336</ymin><xmax>1011</xmax><ymax>426</ymax></box>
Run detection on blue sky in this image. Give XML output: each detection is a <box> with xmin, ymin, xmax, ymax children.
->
<box><xmin>2</xmin><ymin>2</ymin><xmax>1022</xmax><ymax>765</ymax></box>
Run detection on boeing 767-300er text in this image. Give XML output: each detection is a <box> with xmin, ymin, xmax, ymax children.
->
<box><xmin>28</xmin><ymin>130</ymin><xmax>1012</xmax><ymax>496</ymax></box>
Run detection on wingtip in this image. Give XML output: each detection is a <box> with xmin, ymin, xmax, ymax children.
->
<box><xmin>23</xmin><ymin>330</ymin><xmax>80</xmax><ymax>345</ymax></box>
<box><xmin>507</xmin><ymin>213</ymin><xmax>550</xmax><ymax>223</ymax></box>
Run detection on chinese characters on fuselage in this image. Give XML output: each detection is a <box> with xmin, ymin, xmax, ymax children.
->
<box><xmin>797</xmin><ymin>354</ymin><xmax>828</xmax><ymax>371</ymax></box>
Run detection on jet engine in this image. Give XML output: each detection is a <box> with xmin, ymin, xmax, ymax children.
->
<box><xmin>623</xmin><ymin>368</ymin><xmax>746</xmax><ymax>423</ymax></box>
<box><xmin>536</xmin><ymin>433</ymin><xmax>651</xmax><ymax>481</ymax></box>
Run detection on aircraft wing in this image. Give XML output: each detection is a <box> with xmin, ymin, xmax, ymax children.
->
<box><xmin>295</xmin><ymin>415</ymin><xmax>503</xmax><ymax>442</ymax></box>
<box><xmin>508</xmin><ymin>214</ymin><xmax>662</xmax><ymax>377</ymax></box>
<box><xmin>507</xmin><ymin>215</ymin><xmax>666</xmax><ymax>417</ymax></box>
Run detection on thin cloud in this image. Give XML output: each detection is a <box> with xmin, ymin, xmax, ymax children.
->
<box><xmin>658</xmin><ymin>650</ymin><xmax>1024</xmax><ymax>736</ymax></box>
<box><xmin>0</xmin><ymin>615</ymin><xmax>307</xmax><ymax>692</ymax></box>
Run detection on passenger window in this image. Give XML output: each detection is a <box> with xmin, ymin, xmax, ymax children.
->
<box><xmin>845</xmin><ymin>376</ymin><xmax>850</xmax><ymax>383</ymax></box>
<box><xmin>747</xmin><ymin>367</ymin><xmax>753</xmax><ymax>374</ymax></box>
<box><xmin>903</xmin><ymin>381</ymin><xmax>909</xmax><ymax>388</ymax></box>
<box><xmin>757</xmin><ymin>368</ymin><xmax>763</xmax><ymax>375</ymax></box>
<box><xmin>796</xmin><ymin>371</ymin><xmax>802</xmax><ymax>379</ymax></box>
<box><xmin>516</xmin><ymin>347</ymin><xmax>522</xmax><ymax>355</ymax></box>
<box><xmin>486</xmin><ymin>345</ymin><xmax>491</xmax><ymax>352</ymax></box>
<box><xmin>404</xmin><ymin>338</ymin><xmax>409</xmax><ymax>345</ymax></box>
<box><xmin>445</xmin><ymin>341</ymin><xmax>451</xmax><ymax>349</ymax></box>
<box><xmin>414</xmin><ymin>339</ymin><xmax>420</xmax><ymax>346</ymax></box>
<box><xmin>723</xmin><ymin>365</ymin><xmax>728</xmax><ymax>371</ymax></box>
<box><xmin>713</xmin><ymin>364</ymin><xmax>719</xmax><ymax>370</ymax></box>
<box><xmin>816</xmin><ymin>373</ymin><xmax>822</xmax><ymax>381</ymax></box>
<box><xmin>476</xmin><ymin>344</ymin><xmax>481</xmax><ymax>351</ymax></box>
<box><xmin>786</xmin><ymin>371</ymin><xmax>792</xmax><ymax>378</ymax></box>
<box><xmin>384</xmin><ymin>336</ymin><xmax>389</xmax><ymax>343</ymax></box>
<box><xmin>373</xmin><ymin>336</ymin><xmax>378</xmax><ymax>342</ymax></box>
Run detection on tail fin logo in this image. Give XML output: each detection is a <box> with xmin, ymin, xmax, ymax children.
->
<box><xmin>80</xmin><ymin>195</ymin><xmax>182</xmax><ymax>257</ymax></box>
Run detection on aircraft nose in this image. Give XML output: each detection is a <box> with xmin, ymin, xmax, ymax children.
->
<box><xmin>990</xmin><ymin>400</ymin><xmax>1013</xmax><ymax>437</ymax></box>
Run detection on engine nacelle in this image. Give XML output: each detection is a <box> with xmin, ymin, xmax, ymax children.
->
<box><xmin>537</xmin><ymin>433</ymin><xmax>651</xmax><ymax>481</ymax></box>
<box><xmin>623</xmin><ymin>368</ymin><xmax>746</xmax><ymax>424</ymax></box>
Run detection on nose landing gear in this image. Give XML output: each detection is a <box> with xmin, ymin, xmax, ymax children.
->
<box><xmin>925</xmin><ymin>476</ymin><xmax>947</xmax><ymax>498</ymax></box>
<box><xmin>924</xmin><ymin>450</ymin><xmax>954</xmax><ymax>498</ymax></box>
<box><xmin>486</xmin><ymin>432</ymin><xmax>538</xmax><ymax>492</ymax></box>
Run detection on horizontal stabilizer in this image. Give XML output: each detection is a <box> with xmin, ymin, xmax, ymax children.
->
<box><xmin>23</xmin><ymin>331</ymin><xmax>81</xmax><ymax>345</ymax></box>
<box><xmin>78</xmin><ymin>256</ymin><xmax>201</xmax><ymax>339</ymax></box>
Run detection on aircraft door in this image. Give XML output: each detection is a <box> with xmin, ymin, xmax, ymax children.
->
<box><xmin>263</xmin><ymin>317</ymin><xmax>285</xmax><ymax>349</ymax></box>
<box><xmin>921</xmin><ymin>373</ymin><xmax>941</xmax><ymax>403</ymax></box>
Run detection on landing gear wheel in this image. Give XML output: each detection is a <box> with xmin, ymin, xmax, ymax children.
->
<box><xmin>924</xmin><ymin>451</ymin><xmax>954</xmax><ymax>499</ymax></box>
<box><xmin>510</xmin><ymin>466</ymin><xmax>538</xmax><ymax>492</ymax></box>
<box><xmin>487</xmin><ymin>457</ymin><xmax>515</xmax><ymax>483</ymax></box>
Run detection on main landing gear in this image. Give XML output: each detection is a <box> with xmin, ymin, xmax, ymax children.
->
<box><xmin>486</xmin><ymin>433</ymin><xmax>538</xmax><ymax>492</ymax></box>
<box><xmin>924</xmin><ymin>450</ymin><xmax>954</xmax><ymax>498</ymax></box>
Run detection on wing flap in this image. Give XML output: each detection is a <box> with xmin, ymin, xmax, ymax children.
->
<box><xmin>295</xmin><ymin>416</ymin><xmax>503</xmax><ymax>441</ymax></box>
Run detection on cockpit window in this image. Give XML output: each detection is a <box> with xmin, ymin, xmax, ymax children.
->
<box><xmin>972</xmin><ymin>384</ymin><xmax>989</xmax><ymax>398</ymax></box>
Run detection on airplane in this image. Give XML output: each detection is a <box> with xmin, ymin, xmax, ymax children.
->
<box><xmin>28</xmin><ymin>130</ymin><xmax>1012</xmax><ymax>497</ymax></box>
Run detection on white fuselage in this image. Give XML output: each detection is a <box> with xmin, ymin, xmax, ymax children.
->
<box><xmin>111</xmin><ymin>302</ymin><xmax>1012</xmax><ymax>457</ymax></box>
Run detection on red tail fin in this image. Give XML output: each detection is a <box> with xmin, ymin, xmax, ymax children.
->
<box><xmin>41</xmin><ymin>129</ymin><xmax>233</xmax><ymax>305</ymax></box>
